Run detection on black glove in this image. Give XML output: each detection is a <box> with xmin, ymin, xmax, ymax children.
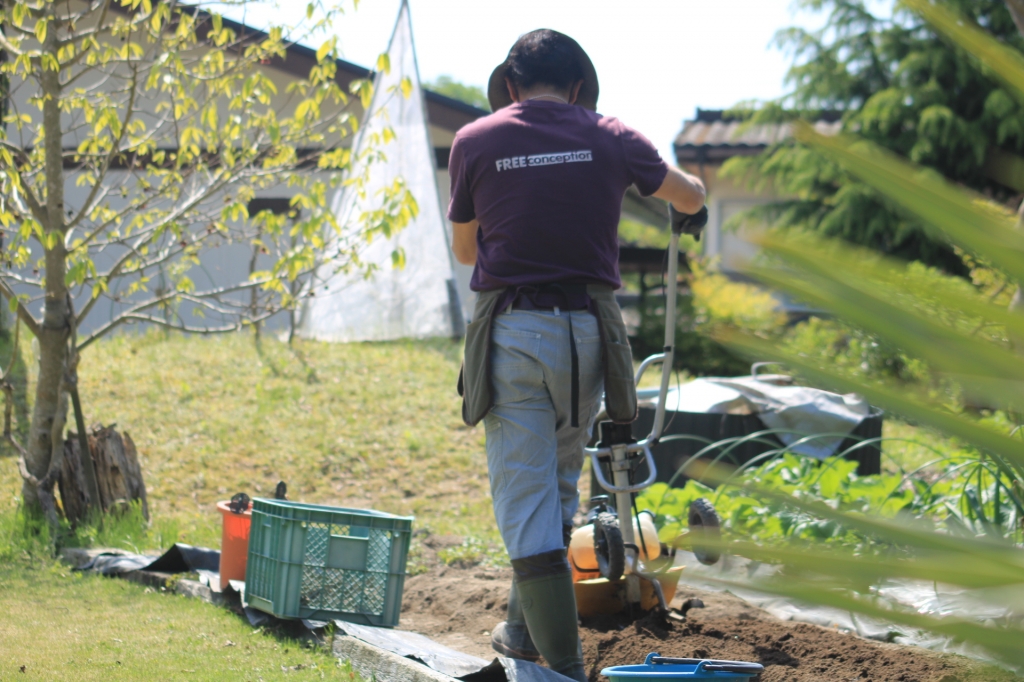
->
<box><xmin>669</xmin><ymin>205</ymin><xmax>708</xmax><ymax>240</ymax></box>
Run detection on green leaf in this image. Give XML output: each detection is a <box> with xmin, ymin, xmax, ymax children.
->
<box><xmin>391</xmin><ymin>247</ymin><xmax>405</xmax><ymax>269</ymax></box>
<box><xmin>316</xmin><ymin>37</ymin><xmax>335</xmax><ymax>64</ymax></box>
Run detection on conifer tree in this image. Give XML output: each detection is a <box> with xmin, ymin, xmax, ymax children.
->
<box><xmin>726</xmin><ymin>0</ymin><xmax>1024</xmax><ymax>274</ymax></box>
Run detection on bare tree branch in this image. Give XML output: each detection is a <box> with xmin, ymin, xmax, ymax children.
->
<box><xmin>0</xmin><ymin>278</ymin><xmax>42</xmax><ymax>337</ymax></box>
<box><xmin>77</xmin><ymin>275</ymin><xmax>277</xmax><ymax>349</ymax></box>
<box><xmin>118</xmin><ymin>311</ymin><xmax>275</xmax><ymax>335</ymax></box>
<box><xmin>0</xmin><ymin>272</ymin><xmax>44</xmax><ymax>287</ymax></box>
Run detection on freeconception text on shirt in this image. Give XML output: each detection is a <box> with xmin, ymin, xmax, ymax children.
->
<box><xmin>495</xmin><ymin>150</ymin><xmax>593</xmax><ymax>172</ymax></box>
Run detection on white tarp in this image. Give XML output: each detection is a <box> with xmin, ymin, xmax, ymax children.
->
<box><xmin>651</xmin><ymin>377</ymin><xmax>871</xmax><ymax>459</ymax></box>
<box><xmin>299</xmin><ymin>0</ymin><xmax>462</xmax><ymax>342</ymax></box>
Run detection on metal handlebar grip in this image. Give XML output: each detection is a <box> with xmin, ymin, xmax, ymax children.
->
<box><xmin>669</xmin><ymin>205</ymin><xmax>708</xmax><ymax>239</ymax></box>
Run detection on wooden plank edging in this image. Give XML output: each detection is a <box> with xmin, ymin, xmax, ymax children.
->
<box><xmin>332</xmin><ymin>634</ymin><xmax>458</xmax><ymax>682</ymax></box>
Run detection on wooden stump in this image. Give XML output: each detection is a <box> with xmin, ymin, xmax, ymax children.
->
<box><xmin>57</xmin><ymin>438</ymin><xmax>91</xmax><ymax>525</ymax></box>
<box><xmin>58</xmin><ymin>425</ymin><xmax>149</xmax><ymax>526</ymax></box>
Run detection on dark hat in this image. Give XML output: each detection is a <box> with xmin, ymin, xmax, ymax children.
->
<box><xmin>487</xmin><ymin>30</ymin><xmax>599</xmax><ymax>112</ymax></box>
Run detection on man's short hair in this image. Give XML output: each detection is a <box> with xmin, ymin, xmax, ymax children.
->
<box><xmin>505</xmin><ymin>30</ymin><xmax>584</xmax><ymax>92</ymax></box>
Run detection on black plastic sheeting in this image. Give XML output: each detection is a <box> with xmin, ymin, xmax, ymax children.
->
<box><xmin>76</xmin><ymin>543</ymin><xmax>220</xmax><ymax>576</ymax></box>
<box><xmin>465</xmin><ymin>658</ymin><xmax>575</xmax><ymax>682</ymax></box>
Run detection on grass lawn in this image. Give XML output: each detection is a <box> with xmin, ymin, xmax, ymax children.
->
<box><xmin>0</xmin><ymin>555</ymin><xmax>350</xmax><ymax>681</ymax></box>
<box><xmin>2</xmin><ymin>331</ymin><xmax>498</xmax><ymax>553</ymax></box>
<box><xmin>0</xmin><ymin>332</ymin><xmax>496</xmax><ymax>679</ymax></box>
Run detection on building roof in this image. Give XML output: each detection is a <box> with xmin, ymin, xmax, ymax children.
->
<box><xmin>112</xmin><ymin>4</ymin><xmax>491</xmax><ymax>133</ymax></box>
<box><xmin>674</xmin><ymin>109</ymin><xmax>842</xmax><ymax>164</ymax></box>
<box><xmin>423</xmin><ymin>90</ymin><xmax>489</xmax><ymax>132</ymax></box>
<box><xmin>223</xmin><ymin>15</ymin><xmax>492</xmax><ymax>131</ymax></box>
<box><xmin>126</xmin><ymin>6</ymin><xmax>681</xmax><ymax>228</ymax></box>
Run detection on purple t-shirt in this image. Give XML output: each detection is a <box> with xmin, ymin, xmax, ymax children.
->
<box><xmin>447</xmin><ymin>100</ymin><xmax>669</xmax><ymax>292</ymax></box>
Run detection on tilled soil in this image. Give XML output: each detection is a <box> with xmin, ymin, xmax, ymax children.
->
<box><xmin>582</xmin><ymin>608</ymin><xmax>970</xmax><ymax>682</ymax></box>
<box><xmin>399</xmin><ymin>564</ymin><xmax>1012</xmax><ymax>682</ymax></box>
<box><xmin>400</xmin><ymin>563</ymin><xmax>512</xmax><ymax>661</ymax></box>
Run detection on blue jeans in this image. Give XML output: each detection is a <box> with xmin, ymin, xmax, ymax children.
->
<box><xmin>484</xmin><ymin>309</ymin><xmax>604</xmax><ymax>560</ymax></box>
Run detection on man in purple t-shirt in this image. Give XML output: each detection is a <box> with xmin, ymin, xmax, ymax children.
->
<box><xmin>448</xmin><ymin>30</ymin><xmax>704</xmax><ymax>680</ymax></box>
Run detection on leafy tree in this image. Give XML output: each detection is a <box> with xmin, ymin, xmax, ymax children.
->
<box><xmin>425</xmin><ymin>75</ymin><xmax>488</xmax><ymax>110</ymax></box>
<box><xmin>724</xmin><ymin>0</ymin><xmax>1024</xmax><ymax>275</ymax></box>
<box><xmin>0</xmin><ymin>0</ymin><xmax>415</xmax><ymax>523</ymax></box>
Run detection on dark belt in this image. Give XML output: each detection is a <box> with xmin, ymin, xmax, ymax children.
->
<box><xmin>510</xmin><ymin>297</ymin><xmax>588</xmax><ymax>312</ymax></box>
<box><xmin>505</xmin><ymin>283</ymin><xmax>591</xmax><ymax>428</ymax></box>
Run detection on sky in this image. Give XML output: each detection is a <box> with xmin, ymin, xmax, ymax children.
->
<box><xmin>219</xmin><ymin>0</ymin><xmax>831</xmax><ymax>161</ymax></box>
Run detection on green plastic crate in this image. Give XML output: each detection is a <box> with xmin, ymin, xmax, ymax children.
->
<box><xmin>244</xmin><ymin>498</ymin><xmax>413</xmax><ymax>627</ymax></box>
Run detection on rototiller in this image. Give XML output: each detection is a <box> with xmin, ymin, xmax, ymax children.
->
<box><xmin>568</xmin><ymin>204</ymin><xmax>722</xmax><ymax>616</ymax></box>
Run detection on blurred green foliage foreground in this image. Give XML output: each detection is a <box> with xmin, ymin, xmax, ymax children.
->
<box><xmin>663</xmin><ymin>0</ymin><xmax>1024</xmax><ymax>669</ymax></box>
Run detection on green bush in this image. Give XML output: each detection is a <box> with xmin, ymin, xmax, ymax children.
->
<box><xmin>629</xmin><ymin>263</ymin><xmax>776</xmax><ymax>377</ymax></box>
<box><xmin>630</xmin><ymin>291</ymin><xmax>750</xmax><ymax>376</ymax></box>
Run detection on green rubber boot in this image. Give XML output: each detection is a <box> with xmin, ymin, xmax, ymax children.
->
<box><xmin>491</xmin><ymin>581</ymin><xmax>541</xmax><ymax>661</ymax></box>
<box><xmin>516</xmin><ymin>571</ymin><xmax>586</xmax><ymax>682</ymax></box>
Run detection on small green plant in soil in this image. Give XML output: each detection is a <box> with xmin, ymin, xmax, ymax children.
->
<box><xmin>639</xmin><ymin>450</ymin><xmax>1023</xmax><ymax>551</ymax></box>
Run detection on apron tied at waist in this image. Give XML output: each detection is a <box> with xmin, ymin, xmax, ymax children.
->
<box><xmin>458</xmin><ymin>283</ymin><xmax>636</xmax><ymax>428</ymax></box>
<box><xmin>505</xmin><ymin>283</ymin><xmax>593</xmax><ymax>428</ymax></box>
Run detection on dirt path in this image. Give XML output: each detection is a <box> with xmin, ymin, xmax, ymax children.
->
<box><xmin>399</xmin><ymin>564</ymin><xmax>1011</xmax><ymax>682</ymax></box>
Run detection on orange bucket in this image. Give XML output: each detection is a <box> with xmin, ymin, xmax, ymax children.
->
<box><xmin>216</xmin><ymin>499</ymin><xmax>253</xmax><ymax>588</ymax></box>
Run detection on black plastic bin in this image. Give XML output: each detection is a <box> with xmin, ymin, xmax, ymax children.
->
<box><xmin>590</xmin><ymin>405</ymin><xmax>883</xmax><ymax>496</ymax></box>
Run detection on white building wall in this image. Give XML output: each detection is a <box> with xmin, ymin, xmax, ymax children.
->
<box><xmin>4</xmin><ymin>8</ymin><xmax>473</xmax><ymax>337</ymax></box>
<box><xmin>682</xmin><ymin>164</ymin><xmax>774</xmax><ymax>273</ymax></box>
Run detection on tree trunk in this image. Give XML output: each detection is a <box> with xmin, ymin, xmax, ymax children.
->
<box><xmin>22</xmin><ymin>308</ymin><xmax>69</xmax><ymax>509</ymax></box>
<box><xmin>59</xmin><ymin>424</ymin><xmax>148</xmax><ymax>525</ymax></box>
<box><xmin>22</xmin><ymin>8</ymin><xmax>71</xmax><ymax>513</ymax></box>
